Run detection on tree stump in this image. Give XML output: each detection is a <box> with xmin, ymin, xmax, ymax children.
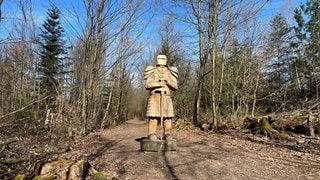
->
<box><xmin>260</xmin><ymin>116</ymin><xmax>289</xmax><ymax>140</ymax></box>
<box><xmin>243</xmin><ymin>116</ymin><xmax>289</xmax><ymax>140</ymax></box>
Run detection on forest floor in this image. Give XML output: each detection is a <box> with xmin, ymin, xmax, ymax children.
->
<box><xmin>2</xmin><ymin>118</ymin><xmax>320</xmax><ymax>179</ymax></box>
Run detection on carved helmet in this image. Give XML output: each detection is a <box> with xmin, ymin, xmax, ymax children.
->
<box><xmin>156</xmin><ymin>54</ymin><xmax>167</xmax><ymax>66</ymax></box>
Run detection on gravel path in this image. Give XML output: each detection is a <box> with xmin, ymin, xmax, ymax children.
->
<box><xmin>59</xmin><ymin>119</ymin><xmax>320</xmax><ymax>180</ymax></box>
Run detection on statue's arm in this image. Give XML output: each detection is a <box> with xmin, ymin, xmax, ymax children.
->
<box><xmin>166</xmin><ymin>76</ymin><xmax>177</xmax><ymax>90</ymax></box>
<box><xmin>144</xmin><ymin>66</ymin><xmax>161</xmax><ymax>90</ymax></box>
<box><xmin>145</xmin><ymin>76</ymin><xmax>162</xmax><ymax>89</ymax></box>
<box><xmin>165</xmin><ymin>66</ymin><xmax>178</xmax><ymax>90</ymax></box>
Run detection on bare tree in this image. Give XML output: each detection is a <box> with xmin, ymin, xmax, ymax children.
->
<box><xmin>64</xmin><ymin>0</ymin><xmax>152</xmax><ymax>134</ymax></box>
<box><xmin>189</xmin><ymin>0</ymin><xmax>208</xmax><ymax>125</ymax></box>
<box><xmin>169</xmin><ymin>0</ymin><xmax>270</xmax><ymax>129</ymax></box>
<box><xmin>0</xmin><ymin>0</ymin><xmax>39</xmax><ymax>122</ymax></box>
<box><xmin>99</xmin><ymin>0</ymin><xmax>152</xmax><ymax>129</ymax></box>
<box><xmin>0</xmin><ymin>0</ymin><xmax>3</xmax><ymax>21</ymax></box>
<box><xmin>156</xmin><ymin>15</ymin><xmax>194</xmax><ymax>120</ymax></box>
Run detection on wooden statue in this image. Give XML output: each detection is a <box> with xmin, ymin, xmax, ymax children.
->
<box><xmin>144</xmin><ymin>54</ymin><xmax>178</xmax><ymax>141</ymax></box>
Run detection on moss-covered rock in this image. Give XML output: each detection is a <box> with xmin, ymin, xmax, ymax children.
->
<box><xmin>15</xmin><ymin>159</ymin><xmax>107</xmax><ymax>180</ymax></box>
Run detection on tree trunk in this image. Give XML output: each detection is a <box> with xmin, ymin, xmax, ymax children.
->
<box><xmin>308</xmin><ymin>112</ymin><xmax>315</xmax><ymax>137</ymax></box>
<box><xmin>81</xmin><ymin>87</ymin><xmax>87</xmax><ymax>136</ymax></box>
<box><xmin>251</xmin><ymin>75</ymin><xmax>259</xmax><ymax>117</ymax></box>
<box><xmin>192</xmin><ymin>0</ymin><xmax>205</xmax><ymax>126</ymax></box>
<box><xmin>210</xmin><ymin>0</ymin><xmax>222</xmax><ymax>130</ymax></box>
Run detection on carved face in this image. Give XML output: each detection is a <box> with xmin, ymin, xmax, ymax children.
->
<box><xmin>156</xmin><ymin>55</ymin><xmax>167</xmax><ymax>66</ymax></box>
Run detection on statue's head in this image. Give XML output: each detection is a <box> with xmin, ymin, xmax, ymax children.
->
<box><xmin>156</xmin><ymin>54</ymin><xmax>167</xmax><ymax>66</ymax></box>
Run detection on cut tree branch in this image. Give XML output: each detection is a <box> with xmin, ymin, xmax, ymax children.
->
<box><xmin>0</xmin><ymin>136</ymin><xmax>19</xmax><ymax>147</ymax></box>
<box><xmin>0</xmin><ymin>95</ymin><xmax>51</xmax><ymax>119</ymax></box>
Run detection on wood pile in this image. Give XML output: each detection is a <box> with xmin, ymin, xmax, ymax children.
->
<box><xmin>243</xmin><ymin>102</ymin><xmax>320</xmax><ymax>139</ymax></box>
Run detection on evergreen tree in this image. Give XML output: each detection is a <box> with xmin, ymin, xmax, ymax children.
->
<box><xmin>267</xmin><ymin>13</ymin><xmax>292</xmax><ymax>87</ymax></box>
<box><xmin>292</xmin><ymin>0</ymin><xmax>320</xmax><ymax>99</ymax></box>
<box><xmin>265</xmin><ymin>13</ymin><xmax>293</xmax><ymax>111</ymax></box>
<box><xmin>38</xmin><ymin>6</ymin><xmax>67</xmax><ymax>108</ymax></box>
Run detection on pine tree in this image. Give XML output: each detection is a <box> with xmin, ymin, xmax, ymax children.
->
<box><xmin>265</xmin><ymin>13</ymin><xmax>293</xmax><ymax>111</ymax></box>
<box><xmin>293</xmin><ymin>0</ymin><xmax>320</xmax><ymax>99</ymax></box>
<box><xmin>38</xmin><ymin>6</ymin><xmax>67</xmax><ymax>108</ymax></box>
<box><xmin>267</xmin><ymin>13</ymin><xmax>292</xmax><ymax>87</ymax></box>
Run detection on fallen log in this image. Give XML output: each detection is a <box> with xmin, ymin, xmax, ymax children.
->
<box><xmin>200</xmin><ymin>120</ymin><xmax>227</xmax><ymax>132</ymax></box>
<box><xmin>271</xmin><ymin>113</ymin><xmax>320</xmax><ymax>136</ymax></box>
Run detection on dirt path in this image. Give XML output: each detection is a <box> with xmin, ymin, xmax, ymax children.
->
<box><xmin>59</xmin><ymin>119</ymin><xmax>320</xmax><ymax>180</ymax></box>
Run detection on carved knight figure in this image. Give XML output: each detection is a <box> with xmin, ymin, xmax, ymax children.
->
<box><xmin>144</xmin><ymin>54</ymin><xmax>178</xmax><ymax>141</ymax></box>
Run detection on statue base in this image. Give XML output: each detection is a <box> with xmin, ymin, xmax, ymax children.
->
<box><xmin>140</xmin><ymin>138</ymin><xmax>177</xmax><ymax>152</ymax></box>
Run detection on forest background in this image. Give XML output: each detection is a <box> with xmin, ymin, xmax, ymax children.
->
<box><xmin>0</xmin><ymin>0</ymin><xmax>318</xmax><ymax>136</ymax></box>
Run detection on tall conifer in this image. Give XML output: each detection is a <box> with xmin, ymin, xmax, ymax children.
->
<box><xmin>293</xmin><ymin>0</ymin><xmax>320</xmax><ymax>99</ymax></box>
<box><xmin>38</xmin><ymin>6</ymin><xmax>67</xmax><ymax>108</ymax></box>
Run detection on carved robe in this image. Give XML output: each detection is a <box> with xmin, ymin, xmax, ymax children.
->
<box><xmin>144</xmin><ymin>66</ymin><xmax>178</xmax><ymax>118</ymax></box>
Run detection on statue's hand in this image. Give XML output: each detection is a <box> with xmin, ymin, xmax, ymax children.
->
<box><xmin>147</xmin><ymin>81</ymin><xmax>162</xmax><ymax>88</ymax></box>
<box><xmin>159</xmin><ymin>81</ymin><xmax>166</xmax><ymax>87</ymax></box>
<box><xmin>159</xmin><ymin>74</ymin><xmax>169</xmax><ymax>82</ymax></box>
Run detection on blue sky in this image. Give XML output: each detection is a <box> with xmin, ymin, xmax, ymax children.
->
<box><xmin>0</xmin><ymin>0</ymin><xmax>308</xmax><ymax>48</ymax></box>
<box><xmin>262</xmin><ymin>0</ymin><xmax>306</xmax><ymax>23</ymax></box>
